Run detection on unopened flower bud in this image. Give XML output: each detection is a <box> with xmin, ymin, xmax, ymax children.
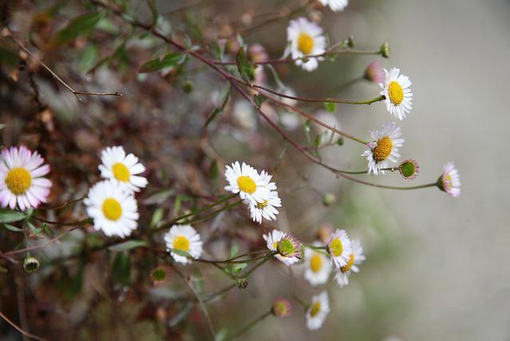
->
<box><xmin>182</xmin><ymin>80</ymin><xmax>193</xmax><ymax>93</ymax></box>
<box><xmin>380</xmin><ymin>42</ymin><xmax>390</xmax><ymax>58</ymax></box>
<box><xmin>398</xmin><ymin>159</ymin><xmax>419</xmax><ymax>180</ymax></box>
<box><xmin>236</xmin><ymin>278</ymin><xmax>248</xmax><ymax>289</ymax></box>
<box><xmin>322</xmin><ymin>193</ymin><xmax>337</xmax><ymax>206</ymax></box>
<box><xmin>23</xmin><ymin>256</ymin><xmax>39</xmax><ymax>273</ymax></box>
<box><xmin>272</xmin><ymin>297</ymin><xmax>292</xmax><ymax>317</ymax></box>
<box><xmin>364</xmin><ymin>60</ymin><xmax>385</xmax><ymax>83</ymax></box>
<box><xmin>347</xmin><ymin>35</ymin><xmax>355</xmax><ymax>48</ymax></box>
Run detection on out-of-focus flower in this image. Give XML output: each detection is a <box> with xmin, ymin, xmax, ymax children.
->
<box><xmin>306</xmin><ymin>291</ymin><xmax>330</xmax><ymax>330</ymax></box>
<box><xmin>319</xmin><ymin>0</ymin><xmax>348</xmax><ymax>11</ymax></box>
<box><xmin>303</xmin><ymin>245</ymin><xmax>332</xmax><ymax>286</ymax></box>
<box><xmin>287</xmin><ymin>18</ymin><xmax>326</xmax><ymax>71</ymax></box>
<box><xmin>164</xmin><ymin>225</ymin><xmax>203</xmax><ymax>265</ymax></box>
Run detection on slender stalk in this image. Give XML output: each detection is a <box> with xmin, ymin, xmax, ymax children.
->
<box><xmin>226</xmin><ymin>311</ymin><xmax>272</xmax><ymax>340</ymax></box>
<box><xmin>0</xmin><ymin>310</ymin><xmax>48</xmax><ymax>341</ymax></box>
<box><xmin>250</xmin><ymin>82</ymin><xmax>385</xmax><ymax>105</ymax></box>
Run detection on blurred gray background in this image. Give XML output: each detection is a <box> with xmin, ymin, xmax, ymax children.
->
<box><xmin>348</xmin><ymin>0</ymin><xmax>510</xmax><ymax>339</ymax></box>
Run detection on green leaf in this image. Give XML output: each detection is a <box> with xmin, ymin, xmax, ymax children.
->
<box><xmin>229</xmin><ymin>243</ymin><xmax>239</xmax><ymax>258</ymax></box>
<box><xmin>235</xmin><ymin>47</ymin><xmax>255</xmax><ymax>83</ymax></box>
<box><xmin>78</xmin><ymin>43</ymin><xmax>98</xmax><ymax>73</ymax></box>
<box><xmin>232</xmin><ymin>263</ymin><xmax>248</xmax><ymax>274</ymax></box>
<box><xmin>205</xmin><ymin>86</ymin><xmax>230</xmax><ymax>127</ymax></box>
<box><xmin>323</xmin><ymin>102</ymin><xmax>336</xmax><ymax>112</ymax></box>
<box><xmin>52</xmin><ymin>11</ymin><xmax>105</xmax><ymax>45</ymax></box>
<box><xmin>138</xmin><ymin>53</ymin><xmax>186</xmax><ymax>73</ymax></box>
<box><xmin>253</xmin><ymin>94</ymin><xmax>264</xmax><ymax>108</ymax></box>
<box><xmin>150</xmin><ymin>207</ymin><xmax>164</xmax><ymax>228</ymax></box>
<box><xmin>108</xmin><ymin>240</ymin><xmax>147</xmax><ymax>252</ymax></box>
<box><xmin>27</xmin><ymin>221</ymin><xmax>42</xmax><ymax>235</ymax></box>
<box><xmin>146</xmin><ymin>0</ymin><xmax>158</xmax><ymax>25</ymax></box>
<box><xmin>142</xmin><ymin>189</ymin><xmax>175</xmax><ymax>205</ymax></box>
<box><xmin>3</xmin><ymin>223</ymin><xmax>22</xmax><ymax>232</ymax></box>
<box><xmin>210</xmin><ymin>159</ymin><xmax>219</xmax><ymax>182</ymax></box>
<box><xmin>112</xmin><ymin>252</ymin><xmax>131</xmax><ymax>286</ymax></box>
<box><xmin>169</xmin><ymin>248</ymin><xmax>192</xmax><ymax>258</ymax></box>
<box><xmin>0</xmin><ymin>210</ymin><xmax>26</xmax><ymax>223</ymax></box>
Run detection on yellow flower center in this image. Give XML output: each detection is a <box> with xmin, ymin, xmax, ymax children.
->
<box><xmin>112</xmin><ymin>163</ymin><xmax>130</xmax><ymax>182</ymax></box>
<box><xmin>373</xmin><ymin>136</ymin><xmax>393</xmax><ymax>162</ymax></box>
<box><xmin>5</xmin><ymin>167</ymin><xmax>32</xmax><ymax>195</ymax></box>
<box><xmin>310</xmin><ymin>253</ymin><xmax>323</xmax><ymax>273</ymax></box>
<box><xmin>237</xmin><ymin>176</ymin><xmax>256</xmax><ymax>194</ymax></box>
<box><xmin>329</xmin><ymin>238</ymin><xmax>343</xmax><ymax>257</ymax></box>
<box><xmin>341</xmin><ymin>253</ymin><xmax>355</xmax><ymax>273</ymax></box>
<box><xmin>173</xmin><ymin>236</ymin><xmax>190</xmax><ymax>252</ymax></box>
<box><xmin>102</xmin><ymin>198</ymin><xmax>123</xmax><ymax>221</ymax></box>
<box><xmin>298</xmin><ymin>33</ymin><xmax>314</xmax><ymax>55</ymax></box>
<box><xmin>256</xmin><ymin>200</ymin><xmax>268</xmax><ymax>209</ymax></box>
<box><xmin>388</xmin><ymin>81</ymin><xmax>404</xmax><ymax>105</ymax></box>
<box><xmin>310</xmin><ymin>302</ymin><xmax>321</xmax><ymax>317</ymax></box>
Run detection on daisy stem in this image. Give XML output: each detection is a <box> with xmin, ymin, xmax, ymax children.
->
<box><xmin>226</xmin><ymin>310</ymin><xmax>272</xmax><ymax>340</ymax></box>
<box><xmin>304</xmin><ymin>245</ymin><xmax>327</xmax><ymax>251</ymax></box>
<box><xmin>251</xmin><ymin>83</ymin><xmax>385</xmax><ymax>105</ymax></box>
<box><xmin>155</xmin><ymin>194</ymin><xmax>238</xmax><ymax>232</ymax></box>
<box><xmin>240</xmin><ymin>251</ymin><xmax>278</xmax><ymax>279</ymax></box>
<box><xmin>184</xmin><ymin>199</ymin><xmax>243</xmax><ymax>226</ymax></box>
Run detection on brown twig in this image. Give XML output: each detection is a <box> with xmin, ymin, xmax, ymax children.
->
<box><xmin>2</xmin><ymin>28</ymin><xmax>123</xmax><ymax>101</ymax></box>
<box><xmin>0</xmin><ymin>310</ymin><xmax>48</xmax><ymax>341</ymax></box>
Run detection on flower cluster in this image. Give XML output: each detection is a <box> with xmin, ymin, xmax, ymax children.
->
<box><xmin>84</xmin><ymin>146</ymin><xmax>147</xmax><ymax>238</ymax></box>
<box><xmin>225</xmin><ymin>161</ymin><xmax>281</xmax><ymax>224</ymax></box>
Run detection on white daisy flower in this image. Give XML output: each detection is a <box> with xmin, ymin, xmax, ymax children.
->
<box><xmin>287</xmin><ymin>17</ymin><xmax>326</xmax><ymax>72</ymax></box>
<box><xmin>319</xmin><ymin>0</ymin><xmax>348</xmax><ymax>11</ymax></box>
<box><xmin>164</xmin><ymin>225</ymin><xmax>203</xmax><ymax>265</ymax></box>
<box><xmin>263</xmin><ymin>229</ymin><xmax>302</xmax><ymax>266</ymax></box>
<box><xmin>0</xmin><ymin>146</ymin><xmax>52</xmax><ymax>211</ymax></box>
<box><xmin>306</xmin><ymin>291</ymin><xmax>330</xmax><ymax>330</ymax></box>
<box><xmin>327</xmin><ymin>229</ymin><xmax>352</xmax><ymax>268</ymax></box>
<box><xmin>84</xmin><ymin>180</ymin><xmax>139</xmax><ymax>238</ymax></box>
<box><xmin>361</xmin><ymin>122</ymin><xmax>405</xmax><ymax>175</ymax></box>
<box><xmin>334</xmin><ymin>238</ymin><xmax>365</xmax><ymax>288</ymax></box>
<box><xmin>99</xmin><ymin>146</ymin><xmax>148</xmax><ymax>193</ymax></box>
<box><xmin>224</xmin><ymin>162</ymin><xmax>270</xmax><ymax>203</ymax></box>
<box><xmin>438</xmin><ymin>162</ymin><xmax>461</xmax><ymax>197</ymax></box>
<box><xmin>380</xmin><ymin>67</ymin><xmax>413</xmax><ymax>120</ymax></box>
<box><xmin>247</xmin><ymin>189</ymin><xmax>281</xmax><ymax>224</ymax></box>
<box><xmin>303</xmin><ymin>245</ymin><xmax>332</xmax><ymax>286</ymax></box>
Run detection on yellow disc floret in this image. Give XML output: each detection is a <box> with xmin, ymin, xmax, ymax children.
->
<box><xmin>298</xmin><ymin>33</ymin><xmax>314</xmax><ymax>55</ymax></box>
<box><xmin>112</xmin><ymin>163</ymin><xmax>130</xmax><ymax>182</ymax></box>
<box><xmin>310</xmin><ymin>253</ymin><xmax>323</xmax><ymax>273</ymax></box>
<box><xmin>341</xmin><ymin>253</ymin><xmax>355</xmax><ymax>273</ymax></box>
<box><xmin>102</xmin><ymin>198</ymin><xmax>123</xmax><ymax>221</ymax></box>
<box><xmin>5</xmin><ymin>167</ymin><xmax>32</xmax><ymax>195</ymax></box>
<box><xmin>373</xmin><ymin>136</ymin><xmax>393</xmax><ymax>162</ymax></box>
<box><xmin>173</xmin><ymin>236</ymin><xmax>190</xmax><ymax>252</ymax></box>
<box><xmin>329</xmin><ymin>238</ymin><xmax>343</xmax><ymax>257</ymax></box>
<box><xmin>388</xmin><ymin>81</ymin><xmax>404</xmax><ymax>105</ymax></box>
<box><xmin>237</xmin><ymin>175</ymin><xmax>256</xmax><ymax>194</ymax></box>
<box><xmin>310</xmin><ymin>302</ymin><xmax>321</xmax><ymax>317</ymax></box>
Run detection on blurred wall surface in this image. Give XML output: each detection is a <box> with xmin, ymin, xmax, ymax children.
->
<box><xmin>372</xmin><ymin>0</ymin><xmax>510</xmax><ymax>340</ymax></box>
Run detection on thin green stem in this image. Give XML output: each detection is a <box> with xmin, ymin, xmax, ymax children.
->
<box><xmin>251</xmin><ymin>83</ymin><xmax>385</xmax><ymax>105</ymax></box>
<box><xmin>226</xmin><ymin>310</ymin><xmax>272</xmax><ymax>340</ymax></box>
<box><xmin>240</xmin><ymin>251</ymin><xmax>277</xmax><ymax>279</ymax></box>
